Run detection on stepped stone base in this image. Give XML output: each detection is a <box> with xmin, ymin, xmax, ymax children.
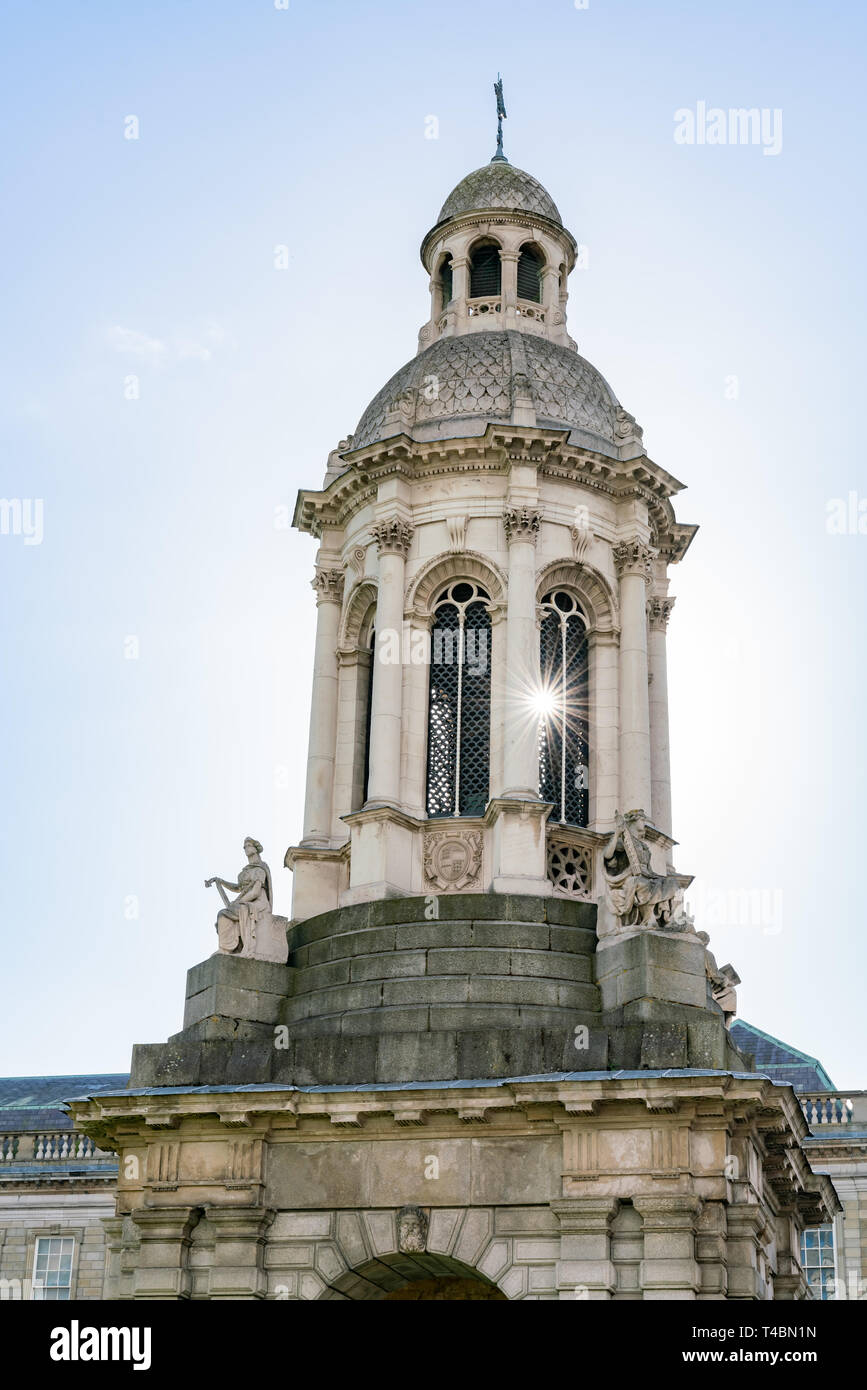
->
<box><xmin>129</xmin><ymin>894</ymin><xmax>749</xmax><ymax>1089</ymax></box>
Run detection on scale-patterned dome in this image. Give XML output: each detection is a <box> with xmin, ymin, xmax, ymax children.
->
<box><xmin>353</xmin><ymin>331</ymin><xmax>621</xmax><ymax>453</ymax></box>
<box><xmin>436</xmin><ymin>163</ymin><xmax>562</xmax><ymax>226</ymax></box>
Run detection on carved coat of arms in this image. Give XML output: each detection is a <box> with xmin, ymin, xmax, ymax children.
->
<box><xmin>423</xmin><ymin>830</ymin><xmax>482</xmax><ymax>892</ymax></box>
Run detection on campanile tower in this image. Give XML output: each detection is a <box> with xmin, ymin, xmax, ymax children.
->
<box><xmin>74</xmin><ymin>107</ymin><xmax>836</xmax><ymax>1303</ymax></box>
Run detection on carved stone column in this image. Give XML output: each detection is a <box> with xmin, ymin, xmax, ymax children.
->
<box><xmin>502</xmin><ymin>504</ymin><xmax>543</xmax><ymax>798</ymax></box>
<box><xmin>647</xmin><ymin>595</ymin><xmax>675</xmax><ymax>837</ymax></box>
<box><xmin>129</xmin><ymin>1206</ymin><xmax>200</xmax><ymax>1300</ymax></box>
<box><xmin>551</xmin><ymin>1197</ymin><xmax>620</xmax><ymax>1300</ymax></box>
<box><xmin>367</xmin><ymin>517</ymin><xmax>413</xmax><ymax>805</ymax></box>
<box><xmin>206</xmin><ymin>1206</ymin><xmax>275</xmax><ymax>1300</ymax></box>
<box><xmin>451</xmin><ymin>255</ymin><xmax>470</xmax><ymax>334</ymax></box>
<box><xmin>613</xmin><ymin>539</ymin><xmax>654</xmax><ymax>815</ymax></box>
<box><xmin>302</xmin><ymin>567</ymin><xmax>344</xmax><ymax>844</ymax></box>
<box><xmin>500</xmin><ymin>249</ymin><xmax>519</xmax><ymax>321</ymax></box>
<box><xmin>634</xmin><ymin>1194</ymin><xmax>702</xmax><ymax>1299</ymax></box>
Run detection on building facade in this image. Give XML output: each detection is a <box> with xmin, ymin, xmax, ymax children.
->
<box><xmin>59</xmin><ymin>136</ymin><xmax>855</xmax><ymax>1300</ymax></box>
<box><xmin>0</xmin><ymin>1075</ymin><xmax>123</xmax><ymax>1300</ymax></box>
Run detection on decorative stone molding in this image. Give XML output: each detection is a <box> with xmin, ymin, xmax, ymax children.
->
<box><xmin>371</xmin><ymin>517</ymin><xmax>415</xmax><ymax>557</ymax></box>
<box><xmin>311</xmin><ymin>568</ymin><xmax>345</xmax><ymax>605</ymax></box>
<box><xmin>612</xmin><ymin>538</ymin><xmax>655</xmax><ymax>581</ymax></box>
<box><xmin>423</xmin><ymin>828</ymin><xmax>483</xmax><ymax>892</ymax></box>
<box><xmin>547</xmin><ymin>837</ymin><xmax>593</xmax><ymax>901</ymax></box>
<box><xmin>446</xmin><ymin>515</ymin><xmax>467</xmax><ymax>553</ymax></box>
<box><xmin>397</xmin><ymin>1206</ymin><xmax>429</xmax><ymax>1254</ymax></box>
<box><xmin>406</xmin><ymin>550</ymin><xmax>507</xmax><ymax>616</ymax></box>
<box><xmin>570</xmin><ymin>521</ymin><xmax>592</xmax><ymax>563</ymax></box>
<box><xmin>346</xmin><ymin>546</ymin><xmax>367</xmax><ymax>582</ymax></box>
<box><xmin>647</xmin><ymin>596</ymin><xmax>676</xmax><ymax>631</ymax></box>
<box><xmin>615</xmin><ymin>408</ymin><xmax>644</xmax><ymax>448</ymax></box>
<box><xmin>535</xmin><ymin>559</ymin><xmax>619</xmax><ymax>634</ymax></box>
<box><xmin>503</xmin><ymin>505</ymin><xmax>542</xmax><ymax>545</ymax></box>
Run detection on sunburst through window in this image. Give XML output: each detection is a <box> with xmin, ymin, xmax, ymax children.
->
<box><xmin>538</xmin><ymin>590</ymin><xmax>589</xmax><ymax>826</ymax></box>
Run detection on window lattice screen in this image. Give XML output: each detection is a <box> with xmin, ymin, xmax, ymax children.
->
<box><xmin>426</xmin><ymin>587</ymin><xmax>491</xmax><ymax>818</ymax></box>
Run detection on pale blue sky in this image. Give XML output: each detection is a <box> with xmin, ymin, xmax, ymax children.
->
<box><xmin>1</xmin><ymin>0</ymin><xmax>865</xmax><ymax>1085</ymax></box>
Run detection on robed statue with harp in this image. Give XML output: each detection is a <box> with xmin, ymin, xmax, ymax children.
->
<box><xmin>205</xmin><ymin>836</ymin><xmax>289</xmax><ymax>964</ymax></box>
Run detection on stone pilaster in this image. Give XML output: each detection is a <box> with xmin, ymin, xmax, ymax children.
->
<box><xmin>367</xmin><ymin>517</ymin><xmax>413</xmax><ymax>805</ymax></box>
<box><xmin>129</xmin><ymin>1206</ymin><xmax>200</xmax><ymax>1300</ymax></box>
<box><xmin>695</xmin><ymin>1199</ymin><xmax>728</xmax><ymax>1299</ymax></box>
<box><xmin>647</xmin><ymin>595</ymin><xmax>675</xmax><ymax>837</ymax></box>
<box><xmin>206</xmin><ymin>1206</ymin><xmax>275</xmax><ymax>1300</ymax></box>
<box><xmin>551</xmin><ymin>1197</ymin><xmax>620</xmax><ymax>1300</ymax></box>
<box><xmin>613</xmin><ymin>538</ymin><xmax>654</xmax><ymax>814</ymax></box>
<box><xmin>302</xmin><ymin>566</ymin><xmax>345</xmax><ymax>844</ymax></box>
<box><xmin>634</xmin><ymin>1194</ymin><xmax>701</xmax><ymax>1300</ymax></box>
<box><xmin>725</xmin><ymin>1203</ymin><xmax>770</xmax><ymax>1299</ymax></box>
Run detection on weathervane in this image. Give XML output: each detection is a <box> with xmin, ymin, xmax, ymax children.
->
<box><xmin>491</xmin><ymin>74</ymin><xmax>508</xmax><ymax>163</ymax></box>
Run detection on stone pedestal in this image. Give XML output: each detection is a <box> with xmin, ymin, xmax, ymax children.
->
<box><xmin>551</xmin><ymin>1197</ymin><xmax>619</xmax><ymax>1300</ymax></box>
<box><xmin>635</xmin><ymin>1195</ymin><xmax>702</xmax><ymax>1300</ymax></box>
<box><xmin>129</xmin><ymin>1207</ymin><xmax>199</xmax><ymax>1300</ymax></box>
<box><xmin>180</xmin><ymin>954</ymin><xmax>294</xmax><ymax>1038</ymax></box>
<box><xmin>207</xmin><ymin>1207</ymin><xmax>274</xmax><ymax>1300</ymax></box>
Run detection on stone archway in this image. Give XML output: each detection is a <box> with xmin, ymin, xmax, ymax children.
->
<box><xmin>320</xmin><ymin>1251</ymin><xmax>508</xmax><ymax>1301</ymax></box>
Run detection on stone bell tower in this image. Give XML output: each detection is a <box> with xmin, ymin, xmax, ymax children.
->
<box><xmin>72</xmin><ymin>108</ymin><xmax>837</xmax><ymax>1302</ymax></box>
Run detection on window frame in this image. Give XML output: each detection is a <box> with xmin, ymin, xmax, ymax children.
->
<box><xmin>31</xmin><ymin>1235</ymin><xmax>75</xmax><ymax>1301</ymax></box>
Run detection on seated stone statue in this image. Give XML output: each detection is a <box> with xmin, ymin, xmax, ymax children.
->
<box><xmin>697</xmin><ymin>932</ymin><xmax>740</xmax><ymax>1028</ymax></box>
<box><xmin>602</xmin><ymin>810</ymin><xmax>692</xmax><ymax>933</ymax></box>
<box><xmin>205</xmin><ymin>837</ymin><xmax>289</xmax><ymax>964</ymax></box>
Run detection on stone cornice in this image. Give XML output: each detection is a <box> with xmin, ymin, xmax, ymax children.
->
<box><xmin>292</xmin><ymin>426</ymin><xmax>696</xmax><ymax>563</ymax></box>
<box><xmin>420</xmin><ymin>208</ymin><xmax>578</xmax><ymax>273</ymax></box>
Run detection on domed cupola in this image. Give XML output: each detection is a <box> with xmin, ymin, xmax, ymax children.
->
<box><xmin>416</xmin><ymin>94</ymin><xmax>580</xmax><ymax>359</ymax></box>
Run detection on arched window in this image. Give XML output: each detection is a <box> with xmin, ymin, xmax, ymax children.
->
<box><xmin>538</xmin><ymin>590</ymin><xmax>589</xmax><ymax>826</ymax></box>
<box><xmin>517</xmin><ymin>244</ymin><xmax>543</xmax><ymax>303</ymax></box>
<box><xmin>438</xmin><ymin>256</ymin><xmax>453</xmax><ymax>310</ymax></box>
<box><xmin>469</xmin><ymin>242</ymin><xmax>501</xmax><ymax>298</ymax></box>
<box><xmin>426</xmin><ymin>581</ymin><xmax>491</xmax><ymax>818</ymax></box>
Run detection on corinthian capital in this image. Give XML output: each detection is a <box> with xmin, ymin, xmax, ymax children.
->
<box><xmin>311</xmin><ymin>567</ymin><xmax>345</xmax><ymax>605</ymax></box>
<box><xmin>647</xmin><ymin>596</ymin><xmax>676</xmax><ymax>631</ymax></box>
<box><xmin>503</xmin><ymin>505</ymin><xmax>542</xmax><ymax>545</ymax></box>
<box><xmin>612</xmin><ymin>538</ymin><xmax>655</xmax><ymax>581</ymax></box>
<box><xmin>371</xmin><ymin>517</ymin><xmax>414</xmax><ymax>557</ymax></box>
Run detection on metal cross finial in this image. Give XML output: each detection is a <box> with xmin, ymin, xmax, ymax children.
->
<box><xmin>491</xmin><ymin>74</ymin><xmax>508</xmax><ymax>163</ymax></box>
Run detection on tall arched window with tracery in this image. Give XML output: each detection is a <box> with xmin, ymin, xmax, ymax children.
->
<box><xmin>538</xmin><ymin>590</ymin><xmax>589</xmax><ymax>826</ymax></box>
<box><xmin>426</xmin><ymin>581</ymin><xmax>491</xmax><ymax>818</ymax></box>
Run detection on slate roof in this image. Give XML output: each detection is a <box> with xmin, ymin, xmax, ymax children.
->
<box><xmin>353</xmin><ymin>330</ymin><xmax>622</xmax><ymax>454</ymax></box>
<box><xmin>730</xmin><ymin>1022</ymin><xmax>835</xmax><ymax>1092</ymax></box>
<box><xmin>436</xmin><ymin>162</ymin><xmax>563</xmax><ymax>227</ymax></box>
<box><xmin>0</xmin><ymin>1074</ymin><xmax>129</xmax><ymax>1132</ymax></box>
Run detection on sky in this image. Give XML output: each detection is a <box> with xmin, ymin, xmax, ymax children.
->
<box><xmin>1</xmin><ymin>0</ymin><xmax>865</xmax><ymax>1086</ymax></box>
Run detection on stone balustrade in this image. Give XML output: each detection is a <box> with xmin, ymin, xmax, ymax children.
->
<box><xmin>0</xmin><ymin>1131</ymin><xmax>102</xmax><ymax>1161</ymax></box>
<box><xmin>800</xmin><ymin>1091</ymin><xmax>867</xmax><ymax>1128</ymax></box>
